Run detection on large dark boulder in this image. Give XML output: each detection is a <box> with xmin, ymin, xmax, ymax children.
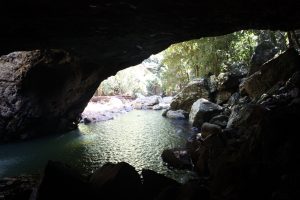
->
<box><xmin>161</xmin><ymin>148</ymin><xmax>193</xmax><ymax>170</ymax></box>
<box><xmin>170</xmin><ymin>79</ymin><xmax>210</xmax><ymax>112</ymax></box>
<box><xmin>89</xmin><ymin>162</ymin><xmax>142</xmax><ymax>199</ymax></box>
<box><xmin>189</xmin><ymin>98</ymin><xmax>223</xmax><ymax>129</ymax></box>
<box><xmin>36</xmin><ymin>161</ymin><xmax>88</xmax><ymax>200</ymax></box>
<box><xmin>240</xmin><ymin>48</ymin><xmax>300</xmax><ymax>99</ymax></box>
<box><xmin>0</xmin><ymin>50</ymin><xmax>101</xmax><ymax>142</ymax></box>
<box><xmin>141</xmin><ymin>169</ymin><xmax>180</xmax><ymax>200</ymax></box>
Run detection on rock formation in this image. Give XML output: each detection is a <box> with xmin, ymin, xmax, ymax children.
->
<box><xmin>163</xmin><ymin>48</ymin><xmax>300</xmax><ymax>199</ymax></box>
<box><xmin>0</xmin><ymin>50</ymin><xmax>102</xmax><ymax>141</ymax></box>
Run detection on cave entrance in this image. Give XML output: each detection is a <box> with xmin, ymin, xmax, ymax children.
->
<box><xmin>81</xmin><ymin>29</ymin><xmax>289</xmax><ymax>124</ymax></box>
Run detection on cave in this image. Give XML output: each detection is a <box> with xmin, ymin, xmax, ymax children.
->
<box><xmin>1</xmin><ymin>0</ymin><xmax>300</xmax><ymax>199</ymax></box>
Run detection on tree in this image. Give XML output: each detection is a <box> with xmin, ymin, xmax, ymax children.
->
<box><xmin>160</xmin><ymin>30</ymin><xmax>287</xmax><ymax>94</ymax></box>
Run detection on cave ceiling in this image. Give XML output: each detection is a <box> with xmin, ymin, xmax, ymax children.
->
<box><xmin>1</xmin><ymin>0</ymin><xmax>300</xmax><ymax>75</ymax></box>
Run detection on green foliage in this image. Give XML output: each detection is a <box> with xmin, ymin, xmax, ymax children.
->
<box><xmin>97</xmin><ymin>64</ymin><xmax>162</xmax><ymax>97</ymax></box>
<box><xmin>97</xmin><ymin>30</ymin><xmax>288</xmax><ymax>96</ymax></box>
<box><xmin>160</xmin><ymin>30</ymin><xmax>287</xmax><ymax>93</ymax></box>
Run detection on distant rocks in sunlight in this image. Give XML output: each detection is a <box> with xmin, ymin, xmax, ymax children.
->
<box><xmin>82</xmin><ymin>95</ymin><xmax>173</xmax><ymax>124</ymax></box>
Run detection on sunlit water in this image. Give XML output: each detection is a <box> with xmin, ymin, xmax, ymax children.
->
<box><xmin>0</xmin><ymin>110</ymin><xmax>197</xmax><ymax>182</ymax></box>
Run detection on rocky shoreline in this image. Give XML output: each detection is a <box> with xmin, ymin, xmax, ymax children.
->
<box><xmin>81</xmin><ymin>95</ymin><xmax>172</xmax><ymax>124</ymax></box>
<box><xmin>160</xmin><ymin>48</ymin><xmax>300</xmax><ymax>199</ymax></box>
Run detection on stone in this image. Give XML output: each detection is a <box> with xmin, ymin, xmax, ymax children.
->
<box><xmin>161</xmin><ymin>96</ymin><xmax>173</xmax><ymax>104</ymax></box>
<box><xmin>141</xmin><ymin>169</ymin><xmax>180</xmax><ymax>200</ymax></box>
<box><xmin>153</xmin><ymin>104</ymin><xmax>163</xmax><ymax>110</ymax></box>
<box><xmin>216</xmin><ymin>72</ymin><xmax>244</xmax><ymax>93</ymax></box>
<box><xmin>170</xmin><ymin>79</ymin><xmax>210</xmax><ymax>112</ymax></box>
<box><xmin>36</xmin><ymin>161</ymin><xmax>88</xmax><ymax>200</ymax></box>
<box><xmin>249</xmin><ymin>41</ymin><xmax>279</xmax><ymax>75</ymax></box>
<box><xmin>189</xmin><ymin>98</ymin><xmax>223</xmax><ymax>129</ymax></box>
<box><xmin>89</xmin><ymin>162</ymin><xmax>142</xmax><ymax>200</ymax></box>
<box><xmin>162</xmin><ymin>109</ymin><xmax>169</xmax><ymax>117</ymax></box>
<box><xmin>200</xmin><ymin>122</ymin><xmax>222</xmax><ymax>139</ymax></box>
<box><xmin>227</xmin><ymin>92</ymin><xmax>240</xmax><ymax>106</ymax></box>
<box><xmin>0</xmin><ymin>50</ymin><xmax>101</xmax><ymax>142</ymax></box>
<box><xmin>161</xmin><ymin>148</ymin><xmax>192</xmax><ymax>170</ymax></box>
<box><xmin>227</xmin><ymin>104</ymin><xmax>266</xmax><ymax>129</ymax></box>
<box><xmin>240</xmin><ymin>48</ymin><xmax>300</xmax><ymax>99</ymax></box>
<box><xmin>166</xmin><ymin>110</ymin><xmax>189</xmax><ymax>120</ymax></box>
<box><xmin>209</xmin><ymin>115</ymin><xmax>229</xmax><ymax>128</ymax></box>
<box><xmin>0</xmin><ymin>175</ymin><xmax>39</xmax><ymax>200</ymax></box>
<box><xmin>216</xmin><ymin>91</ymin><xmax>232</xmax><ymax>105</ymax></box>
<box><xmin>83</xmin><ymin>117</ymin><xmax>92</xmax><ymax>124</ymax></box>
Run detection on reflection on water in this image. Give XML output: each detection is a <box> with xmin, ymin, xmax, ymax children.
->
<box><xmin>0</xmin><ymin>110</ymin><xmax>197</xmax><ymax>182</ymax></box>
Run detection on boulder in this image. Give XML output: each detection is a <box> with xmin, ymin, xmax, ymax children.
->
<box><xmin>249</xmin><ymin>41</ymin><xmax>279</xmax><ymax>75</ymax></box>
<box><xmin>170</xmin><ymin>79</ymin><xmax>210</xmax><ymax>112</ymax></box>
<box><xmin>83</xmin><ymin>117</ymin><xmax>92</xmax><ymax>124</ymax></box>
<box><xmin>0</xmin><ymin>50</ymin><xmax>101</xmax><ymax>142</ymax></box>
<box><xmin>227</xmin><ymin>104</ymin><xmax>266</xmax><ymax>129</ymax></box>
<box><xmin>0</xmin><ymin>175</ymin><xmax>39</xmax><ymax>200</ymax></box>
<box><xmin>189</xmin><ymin>98</ymin><xmax>223</xmax><ymax>129</ymax></box>
<box><xmin>161</xmin><ymin>148</ymin><xmax>192</xmax><ymax>170</ymax></box>
<box><xmin>240</xmin><ymin>48</ymin><xmax>300</xmax><ymax>99</ymax></box>
<box><xmin>209</xmin><ymin>115</ymin><xmax>229</xmax><ymax>128</ymax></box>
<box><xmin>162</xmin><ymin>109</ymin><xmax>169</xmax><ymax>117</ymax></box>
<box><xmin>208</xmin><ymin>75</ymin><xmax>218</xmax><ymax>94</ymax></box>
<box><xmin>216</xmin><ymin>91</ymin><xmax>232</xmax><ymax>105</ymax></box>
<box><xmin>141</xmin><ymin>169</ymin><xmax>180</xmax><ymax>200</ymax></box>
<box><xmin>216</xmin><ymin>72</ymin><xmax>243</xmax><ymax>93</ymax></box>
<box><xmin>227</xmin><ymin>92</ymin><xmax>240</xmax><ymax>106</ymax></box>
<box><xmin>161</xmin><ymin>96</ymin><xmax>173</xmax><ymax>104</ymax></box>
<box><xmin>153</xmin><ymin>104</ymin><xmax>163</xmax><ymax>110</ymax></box>
<box><xmin>200</xmin><ymin>122</ymin><xmax>222</xmax><ymax>139</ymax></box>
<box><xmin>166</xmin><ymin>110</ymin><xmax>189</xmax><ymax>120</ymax></box>
<box><xmin>36</xmin><ymin>161</ymin><xmax>88</xmax><ymax>200</ymax></box>
<box><xmin>89</xmin><ymin>162</ymin><xmax>142</xmax><ymax>199</ymax></box>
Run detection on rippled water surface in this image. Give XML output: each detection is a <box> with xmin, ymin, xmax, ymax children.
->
<box><xmin>0</xmin><ymin>110</ymin><xmax>196</xmax><ymax>182</ymax></box>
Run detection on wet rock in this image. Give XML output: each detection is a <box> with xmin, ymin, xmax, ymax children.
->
<box><xmin>36</xmin><ymin>161</ymin><xmax>88</xmax><ymax>200</ymax></box>
<box><xmin>189</xmin><ymin>98</ymin><xmax>223</xmax><ymax>129</ymax></box>
<box><xmin>200</xmin><ymin>122</ymin><xmax>222</xmax><ymax>139</ymax></box>
<box><xmin>166</xmin><ymin>110</ymin><xmax>189</xmax><ymax>120</ymax></box>
<box><xmin>170</xmin><ymin>79</ymin><xmax>210</xmax><ymax>112</ymax></box>
<box><xmin>161</xmin><ymin>148</ymin><xmax>192</xmax><ymax>170</ymax></box>
<box><xmin>240</xmin><ymin>48</ymin><xmax>300</xmax><ymax>99</ymax></box>
<box><xmin>90</xmin><ymin>162</ymin><xmax>142</xmax><ymax>200</ymax></box>
<box><xmin>209</xmin><ymin>115</ymin><xmax>229</xmax><ymax>128</ymax></box>
<box><xmin>249</xmin><ymin>41</ymin><xmax>279</xmax><ymax>75</ymax></box>
<box><xmin>142</xmin><ymin>169</ymin><xmax>180</xmax><ymax>200</ymax></box>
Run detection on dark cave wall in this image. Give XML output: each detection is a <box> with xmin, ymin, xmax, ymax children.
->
<box><xmin>0</xmin><ymin>50</ymin><xmax>102</xmax><ymax>141</ymax></box>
